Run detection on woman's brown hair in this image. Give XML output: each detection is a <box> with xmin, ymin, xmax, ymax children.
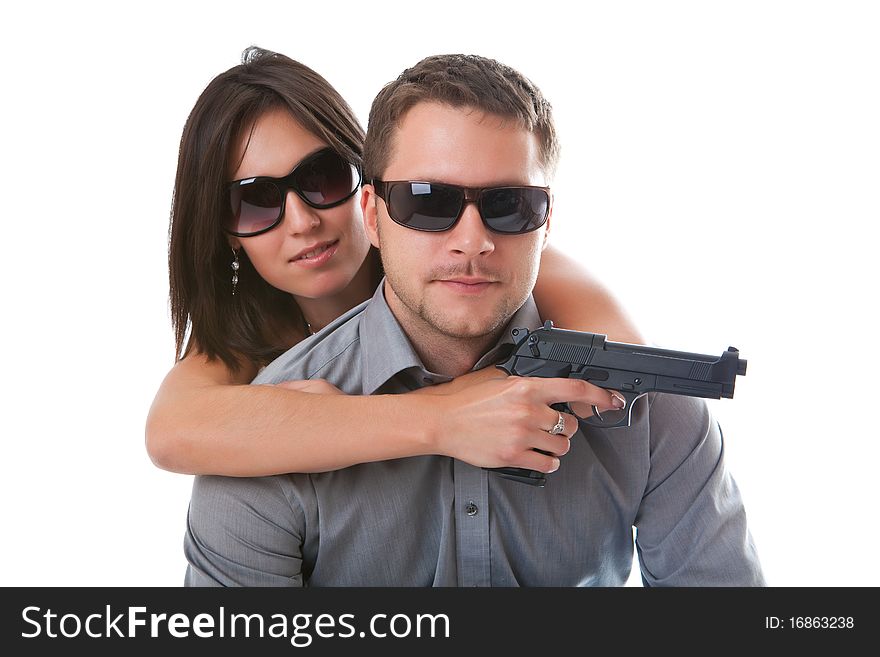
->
<box><xmin>168</xmin><ymin>47</ymin><xmax>366</xmax><ymax>371</ymax></box>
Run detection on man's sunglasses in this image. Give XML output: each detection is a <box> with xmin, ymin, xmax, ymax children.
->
<box><xmin>371</xmin><ymin>180</ymin><xmax>551</xmax><ymax>234</ymax></box>
<box><xmin>225</xmin><ymin>148</ymin><xmax>361</xmax><ymax>237</ymax></box>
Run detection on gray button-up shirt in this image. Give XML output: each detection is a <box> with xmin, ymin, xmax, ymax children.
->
<box><xmin>184</xmin><ymin>284</ymin><xmax>764</xmax><ymax>587</ymax></box>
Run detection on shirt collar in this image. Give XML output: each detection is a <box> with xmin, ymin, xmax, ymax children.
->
<box><xmin>360</xmin><ymin>283</ymin><xmax>427</xmax><ymax>395</ymax></box>
<box><xmin>360</xmin><ymin>279</ymin><xmax>542</xmax><ymax>395</ymax></box>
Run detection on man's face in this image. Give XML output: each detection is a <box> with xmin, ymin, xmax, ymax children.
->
<box><xmin>362</xmin><ymin>102</ymin><xmax>551</xmax><ymax>341</ymax></box>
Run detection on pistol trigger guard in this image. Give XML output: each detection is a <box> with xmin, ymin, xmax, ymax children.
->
<box><xmin>581</xmin><ymin>391</ymin><xmax>641</xmax><ymax>429</ymax></box>
<box><xmin>619</xmin><ymin>390</ymin><xmax>641</xmax><ymax>411</ymax></box>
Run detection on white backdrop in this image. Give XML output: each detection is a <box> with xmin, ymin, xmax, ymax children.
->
<box><xmin>2</xmin><ymin>0</ymin><xmax>877</xmax><ymax>587</ymax></box>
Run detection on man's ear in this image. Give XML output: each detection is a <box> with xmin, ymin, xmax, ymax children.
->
<box><xmin>361</xmin><ymin>183</ymin><xmax>381</xmax><ymax>249</ymax></box>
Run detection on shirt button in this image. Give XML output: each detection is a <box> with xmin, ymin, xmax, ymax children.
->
<box><xmin>465</xmin><ymin>501</ymin><xmax>478</xmax><ymax>516</ymax></box>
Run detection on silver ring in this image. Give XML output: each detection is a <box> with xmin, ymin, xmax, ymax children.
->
<box><xmin>549</xmin><ymin>412</ymin><xmax>566</xmax><ymax>435</ymax></box>
<box><xmin>591</xmin><ymin>405</ymin><xmax>604</xmax><ymax>422</ymax></box>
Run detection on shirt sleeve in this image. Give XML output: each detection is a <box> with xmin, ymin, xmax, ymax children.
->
<box><xmin>633</xmin><ymin>394</ymin><xmax>765</xmax><ymax>586</ymax></box>
<box><xmin>183</xmin><ymin>474</ymin><xmax>306</xmax><ymax>587</ymax></box>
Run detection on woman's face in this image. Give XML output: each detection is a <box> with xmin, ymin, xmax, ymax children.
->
<box><xmin>228</xmin><ymin>107</ymin><xmax>371</xmax><ymax>301</ymax></box>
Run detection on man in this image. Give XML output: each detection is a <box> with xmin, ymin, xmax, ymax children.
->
<box><xmin>184</xmin><ymin>54</ymin><xmax>764</xmax><ymax>586</ymax></box>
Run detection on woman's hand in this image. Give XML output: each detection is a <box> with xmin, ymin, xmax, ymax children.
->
<box><xmin>272</xmin><ymin>373</ymin><xmax>624</xmax><ymax>475</ymax></box>
<box><xmin>432</xmin><ymin>375</ymin><xmax>625</xmax><ymax>473</ymax></box>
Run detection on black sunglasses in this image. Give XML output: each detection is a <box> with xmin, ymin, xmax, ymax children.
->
<box><xmin>371</xmin><ymin>180</ymin><xmax>551</xmax><ymax>234</ymax></box>
<box><xmin>225</xmin><ymin>148</ymin><xmax>361</xmax><ymax>237</ymax></box>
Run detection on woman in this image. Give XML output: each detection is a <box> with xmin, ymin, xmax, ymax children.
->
<box><xmin>146</xmin><ymin>47</ymin><xmax>643</xmax><ymax>477</ymax></box>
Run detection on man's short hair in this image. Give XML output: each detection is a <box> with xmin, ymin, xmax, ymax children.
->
<box><xmin>363</xmin><ymin>54</ymin><xmax>560</xmax><ymax>182</ymax></box>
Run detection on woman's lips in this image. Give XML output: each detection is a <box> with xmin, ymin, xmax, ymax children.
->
<box><xmin>290</xmin><ymin>240</ymin><xmax>339</xmax><ymax>268</ymax></box>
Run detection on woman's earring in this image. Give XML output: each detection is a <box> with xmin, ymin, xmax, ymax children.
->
<box><xmin>231</xmin><ymin>248</ymin><xmax>240</xmax><ymax>296</ymax></box>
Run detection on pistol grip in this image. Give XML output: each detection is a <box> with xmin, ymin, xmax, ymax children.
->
<box><xmin>486</xmin><ymin>402</ymin><xmax>569</xmax><ymax>486</ymax></box>
<box><xmin>489</xmin><ymin>466</ymin><xmax>547</xmax><ymax>487</ymax></box>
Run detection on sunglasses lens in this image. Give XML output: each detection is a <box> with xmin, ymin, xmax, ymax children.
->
<box><xmin>225</xmin><ymin>150</ymin><xmax>360</xmax><ymax>236</ymax></box>
<box><xmin>382</xmin><ymin>182</ymin><xmax>549</xmax><ymax>234</ymax></box>
<box><xmin>294</xmin><ymin>150</ymin><xmax>359</xmax><ymax>208</ymax></box>
<box><xmin>387</xmin><ymin>182</ymin><xmax>462</xmax><ymax>231</ymax></box>
<box><xmin>481</xmin><ymin>188</ymin><xmax>549</xmax><ymax>234</ymax></box>
<box><xmin>228</xmin><ymin>182</ymin><xmax>283</xmax><ymax>235</ymax></box>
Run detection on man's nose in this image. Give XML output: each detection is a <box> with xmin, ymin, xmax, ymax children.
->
<box><xmin>444</xmin><ymin>202</ymin><xmax>495</xmax><ymax>257</ymax></box>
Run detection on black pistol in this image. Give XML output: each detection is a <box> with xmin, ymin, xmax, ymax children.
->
<box><xmin>489</xmin><ymin>321</ymin><xmax>747</xmax><ymax>487</ymax></box>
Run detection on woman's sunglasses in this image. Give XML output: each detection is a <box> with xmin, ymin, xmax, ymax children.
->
<box><xmin>371</xmin><ymin>180</ymin><xmax>551</xmax><ymax>234</ymax></box>
<box><xmin>225</xmin><ymin>148</ymin><xmax>361</xmax><ymax>237</ymax></box>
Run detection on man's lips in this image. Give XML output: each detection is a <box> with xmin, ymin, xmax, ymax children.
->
<box><xmin>289</xmin><ymin>240</ymin><xmax>339</xmax><ymax>267</ymax></box>
<box><xmin>435</xmin><ymin>277</ymin><xmax>497</xmax><ymax>294</ymax></box>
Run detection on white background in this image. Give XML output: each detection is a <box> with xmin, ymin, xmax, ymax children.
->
<box><xmin>2</xmin><ymin>0</ymin><xmax>877</xmax><ymax>587</ymax></box>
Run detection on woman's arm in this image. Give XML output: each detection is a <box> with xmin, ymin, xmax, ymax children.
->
<box><xmin>146</xmin><ymin>351</ymin><xmax>622</xmax><ymax>476</ymax></box>
<box><xmin>146</xmin><ymin>352</ymin><xmax>437</xmax><ymax>475</ymax></box>
<box><xmin>146</xmin><ymin>250</ymin><xmax>637</xmax><ymax>477</ymax></box>
<box><xmin>533</xmin><ymin>244</ymin><xmax>645</xmax><ymax>344</ymax></box>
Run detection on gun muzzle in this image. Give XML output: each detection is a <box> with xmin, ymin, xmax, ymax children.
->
<box><xmin>728</xmin><ymin>347</ymin><xmax>747</xmax><ymax>376</ymax></box>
